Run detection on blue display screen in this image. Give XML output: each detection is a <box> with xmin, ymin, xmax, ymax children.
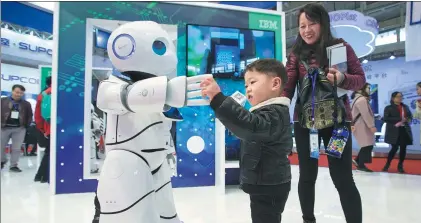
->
<box><xmin>187</xmin><ymin>24</ymin><xmax>276</xmax><ymax>79</ymax></box>
<box><xmin>95</xmin><ymin>29</ymin><xmax>111</xmax><ymax>49</ymax></box>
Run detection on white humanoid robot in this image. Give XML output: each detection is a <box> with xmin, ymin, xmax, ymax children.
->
<box><xmin>94</xmin><ymin>21</ymin><xmax>210</xmax><ymax>223</ymax></box>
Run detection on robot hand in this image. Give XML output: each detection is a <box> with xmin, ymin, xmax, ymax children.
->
<box><xmin>166</xmin><ymin>74</ymin><xmax>213</xmax><ymax>108</ymax></box>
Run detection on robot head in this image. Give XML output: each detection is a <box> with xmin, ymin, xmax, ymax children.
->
<box><xmin>107</xmin><ymin>21</ymin><xmax>177</xmax><ymax>77</ymax></box>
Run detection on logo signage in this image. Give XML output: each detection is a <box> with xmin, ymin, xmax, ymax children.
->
<box><xmin>259</xmin><ymin>20</ymin><xmax>278</xmax><ymax>30</ymax></box>
<box><xmin>1</xmin><ymin>37</ymin><xmax>53</xmax><ymax>56</ymax></box>
<box><xmin>1</xmin><ymin>28</ymin><xmax>53</xmax><ymax>65</ymax></box>
<box><xmin>329</xmin><ymin>12</ymin><xmax>358</xmax><ymax>22</ymax></box>
<box><xmin>1</xmin><ymin>74</ymin><xmax>40</xmax><ymax>85</ymax></box>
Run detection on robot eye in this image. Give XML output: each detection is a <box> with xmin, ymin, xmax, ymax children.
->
<box><xmin>152</xmin><ymin>40</ymin><xmax>167</xmax><ymax>56</ymax></box>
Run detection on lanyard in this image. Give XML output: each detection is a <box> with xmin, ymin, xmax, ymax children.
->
<box><xmin>9</xmin><ymin>97</ymin><xmax>20</xmax><ymax>110</ymax></box>
<box><xmin>401</xmin><ymin>106</ymin><xmax>405</xmax><ymax>119</ymax></box>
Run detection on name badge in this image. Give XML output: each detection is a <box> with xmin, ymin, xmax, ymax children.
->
<box><xmin>11</xmin><ymin>111</ymin><xmax>19</xmax><ymax>119</ymax></box>
<box><xmin>309</xmin><ymin>129</ymin><xmax>319</xmax><ymax>159</ymax></box>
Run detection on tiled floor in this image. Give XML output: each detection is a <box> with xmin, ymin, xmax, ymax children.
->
<box><xmin>1</xmin><ymin>156</ymin><xmax>421</xmax><ymax>223</ymax></box>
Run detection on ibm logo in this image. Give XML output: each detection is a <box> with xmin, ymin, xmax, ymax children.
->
<box><xmin>259</xmin><ymin>20</ymin><xmax>278</xmax><ymax>30</ymax></box>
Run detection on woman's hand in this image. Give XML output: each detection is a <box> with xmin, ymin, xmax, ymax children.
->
<box><xmin>370</xmin><ymin>127</ymin><xmax>377</xmax><ymax>133</ymax></box>
<box><xmin>327</xmin><ymin>67</ymin><xmax>345</xmax><ymax>85</ymax></box>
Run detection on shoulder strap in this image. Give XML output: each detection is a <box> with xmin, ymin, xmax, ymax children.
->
<box><xmin>351</xmin><ymin>96</ymin><xmax>364</xmax><ymax>110</ymax></box>
<box><xmin>351</xmin><ymin>96</ymin><xmax>364</xmax><ymax>125</ymax></box>
<box><xmin>333</xmin><ymin>73</ymin><xmax>340</xmax><ymax>127</ymax></box>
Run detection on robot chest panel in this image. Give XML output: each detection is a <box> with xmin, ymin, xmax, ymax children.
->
<box><xmin>108</xmin><ymin>113</ymin><xmax>166</xmax><ymax>147</ymax></box>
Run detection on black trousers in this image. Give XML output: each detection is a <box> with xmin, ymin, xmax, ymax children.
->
<box><xmin>35</xmin><ymin>141</ymin><xmax>50</xmax><ymax>181</ymax></box>
<box><xmin>35</xmin><ymin>131</ymin><xmax>50</xmax><ymax>182</ymax></box>
<box><xmin>355</xmin><ymin>145</ymin><xmax>374</xmax><ymax>166</ymax></box>
<box><xmin>294</xmin><ymin>122</ymin><xmax>362</xmax><ymax>223</ymax></box>
<box><xmin>386</xmin><ymin>144</ymin><xmax>407</xmax><ymax>166</ymax></box>
<box><xmin>386</xmin><ymin>127</ymin><xmax>410</xmax><ymax>166</ymax></box>
<box><xmin>249</xmin><ymin>182</ymin><xmax>291</xmax><ymax>223</ymax></box>
<box><xmin>93</xmin><ymin>193</ymin><xmax>100</xmax><ymax>222</ymax></box>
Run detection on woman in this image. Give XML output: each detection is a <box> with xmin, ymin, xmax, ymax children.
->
<box><xmin>383</xmin><ymin>92</ymin><xmax>413</xmax><ymax>173</ymax></box>
<box><xmin>414</xmin><ymin>82</ymin><xmax>421</xmax><ymax>126</ymax></box>
<box><xmin>34</xmin><ymin>77</ymin><xmax>51</xmax><ymax>183</ymax></box>
<box><xmin>282</xmin><ymin>3</ymin><xmax>365</xmax><ymax>223</ymax></box>
<box><xmin>351</xmin><ymin>83</ymin><xmax>377</xmax><ymax>172</ymax></box>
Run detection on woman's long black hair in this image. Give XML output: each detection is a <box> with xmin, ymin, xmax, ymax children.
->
<box><xmin>417</xmin><ymin>82</ymin><xmax>421</xmax><ymax>88</ymax></box>
<box><xmin>291</xmin><ymin>3</ymin><xmax>342</xmax><ymax>67</ymax></box>
<box><xmin>390</xmin><ymin>91</ymin><xmax>402</xmax><ymax>105</ymax></box>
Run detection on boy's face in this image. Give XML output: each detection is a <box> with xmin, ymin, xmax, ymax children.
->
<box><xmin>244</xmin><ymin>70</ymin><xmax>281</xmax><ymax>106</ymax></box>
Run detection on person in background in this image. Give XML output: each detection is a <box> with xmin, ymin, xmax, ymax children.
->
<box><xmin>413</xmin><ymin>82</ymin><xmax>421</xmax><ymax>132</ymax></box>
<box><xmin>283</xmin><ymin>3</ymin><xmax>365</xmax><ymax>223</ymax></box>
<box><xmin>24</xmin><ymin>122</ymin><xmax>39</xmax><ymax>156</ymax></box>
<box><xmin>1</xmin><ymin>85</ymin><xmax>33</xmax><ymax>172</ymax></box>
<box><xmin>34</xmin><ymin>76</ymin><xmax>52</xmax><ymax>183</ymax></box>
<box><xmin>350</xmin><ymin>83</ymin><xmax>376</xmax><ymax>172</ymax></box>
<box><xmin>383</xmin><ymin>91</ymin><xmax>413</xmax><ymax>173</ymax></box>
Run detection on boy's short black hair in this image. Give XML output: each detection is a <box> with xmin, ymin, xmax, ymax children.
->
<box><xmin>244</xmin><ymin>58</ymin><xmax>288</xmax><ymax>91</ymax></box>
<box><xmin>12</xmin><ymin>84</ymin><xmax>26</xmax><ymax>92</ymax></box>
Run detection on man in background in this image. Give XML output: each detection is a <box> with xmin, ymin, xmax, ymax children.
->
<box><xmin>34</xmin><ymin>77</ymin><xmax>51</xmax><ymax>183</ymax></box>
<box><xmin>1</xmin><ymin>85</ymin><xmax>33</xmax><ymax>172</ymax></box>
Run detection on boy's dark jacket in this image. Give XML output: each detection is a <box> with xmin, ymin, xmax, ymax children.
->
<box><xmin>210</xmin><ymin>92</ymin><xmax>293</xmax><ymax>194</ymax></box>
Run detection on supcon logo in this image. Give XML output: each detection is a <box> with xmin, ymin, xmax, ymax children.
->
<box><xmin>259</xmin><ymin>20</ymin><xmax>278</xmax><ymax>30</ymax></box>
<box><xmin>1</xmin><ymin>74</ymin><xmax>40</xmax><ymax>85</ymax></box>
<box><xmin>1</xmin><ymin>37</ymin><xmax>52</xmax><ymax>56</ymax></box>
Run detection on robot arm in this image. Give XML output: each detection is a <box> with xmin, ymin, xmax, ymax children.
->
<box><xmin>97</xmin><ymin>75</ymin><xmax>211</xmax><ymax>115</ymax></box>
<box><xmin>97</xmin><ymin>76</ymin><xmax>167</xmax><ymax>115</ymax></box>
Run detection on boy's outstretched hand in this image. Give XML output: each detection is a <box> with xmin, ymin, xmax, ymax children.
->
<box><xmin>200</xmin><ymin>77</ymin><xmax>221</xmax><ymax>101</ymax></box>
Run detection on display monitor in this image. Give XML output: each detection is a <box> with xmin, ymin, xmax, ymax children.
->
<box><xmin>186</xmin><ymin>24</ymin><xmax>276</xmax><ymax>79</ymax></box>
<box><xmin>95</xmin><ymin>29</ymin><xmax>111</xmax><ymax>50</ymax></box>
<box><xmin>369</xmin><ymin>84</ymin><xmax>379</xmax><ymax>114</ymax></box>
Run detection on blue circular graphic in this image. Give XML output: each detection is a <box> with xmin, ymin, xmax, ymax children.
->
<box><xmin>112</xmin><ymin>34</ymin><xmax>136</xmax><ymax>60</ymax></box>
<box><xmin>152</xmin><ymin>40</ymin><xmax>166</xmax><ymax>56</ymax></box>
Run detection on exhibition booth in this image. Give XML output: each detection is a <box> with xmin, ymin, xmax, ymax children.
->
<box><xmin>2</xmin><ymin>1</ymin><xmax>420</xmax><ymax>196</ymax></box>
<box><xmin>49</xmin><ymin>1</ymin><xmax>286</xmax><ymax>195</ymax></box>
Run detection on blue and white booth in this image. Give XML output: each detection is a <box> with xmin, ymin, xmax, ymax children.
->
<box><xmin>49</xmin><ymin>1</ymin><xmax>286</xmax><ymax>195</ymax></box>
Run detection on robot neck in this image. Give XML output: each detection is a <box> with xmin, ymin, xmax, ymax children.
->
<box><xmin>122</xmin><ymin>71</ymin><xmax>157</xmax><ymax>82</ymax></box>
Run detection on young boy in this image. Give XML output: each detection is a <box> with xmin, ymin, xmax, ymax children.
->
<box><xmin>201</xmin><ymin>59</ymin><xmax>293</xmax><ymax>223</ymax></box>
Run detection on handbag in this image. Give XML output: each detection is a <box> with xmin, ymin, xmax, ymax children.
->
<box><xmin>297</xmin><ymin>60</ymin><xmax>346</xmax><ymax>130</ymax></box>
<box><xmin>325</xmin><ymin>73</ymin><xmax>350</xmax><ymax>159</ymax></box>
